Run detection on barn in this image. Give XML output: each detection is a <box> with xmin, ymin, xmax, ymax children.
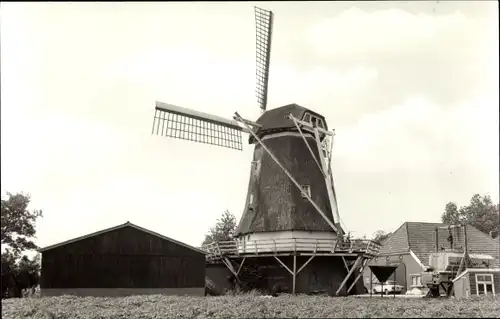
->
<box><xmin>38</xmin><ymin>221</ymin><xmax>206</xmax><ymax>297</ymax></box>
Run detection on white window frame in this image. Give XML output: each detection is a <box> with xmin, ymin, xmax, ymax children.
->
<box><xmin>475</xmin><ymin>273</ymin><xmax>495</xmax><ymax>296</ymax></box>
<box><xmin>301</xmin><ymin>185</ymin><xmax>311</xmax><ymax>198</ymax></box>
<box><xmin>302</xmin><ymin>113</ymin><xmax>325</xmax><ymax>130</ymax></box>
<box><xmin>303</xmin><ymin>113</ymin><xmax>311</xmax><ymax>124</ymax></box>
<box><xmin>317</xmin><ymin>118</ymin><xmax>325</xmax><ymax>129</ymax></box>
<box><xmin>409</xmin><ymin>273</ymin><xmax>423</xmax><ymax>288</ymax></box>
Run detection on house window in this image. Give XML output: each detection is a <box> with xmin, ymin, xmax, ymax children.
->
<box><xmin>301</xmin><ymin>185</ymin><xmax>311</xmax><ymax>198</ymax></box>
<box><xmin>476</xmin><ymin>274</ymin><xmax>495</xmax><ymax>296</ymax></box>
<box><xmin>410</xmin><ymin>274</ymin><xmax>422</xmax><ymax>288</ymax></box>
<box><xmin>249</xmin><ymin>193</ymin><xmax>254</xmax><ymax>205</ymax></box>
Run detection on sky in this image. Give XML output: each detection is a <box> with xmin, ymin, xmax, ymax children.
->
<box><xmin>1</xmin><ymin>1</ymin><xmax>498</xmax><ymax>249</ymax></box>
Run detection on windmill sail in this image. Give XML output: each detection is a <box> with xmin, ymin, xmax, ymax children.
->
<box><xmin>254</xmin><ymin>6</ymin><xmax>273</xmax><ymax>113</ymax></box>
<box><xmin>152</xmin><ymin>101</ymin><xmax>244</xmax><ymax>150</ymax></box>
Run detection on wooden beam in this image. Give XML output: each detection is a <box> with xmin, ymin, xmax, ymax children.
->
<box><xmin>347</xmin><ymin>258</ymin><xmax>369</xmax><ymax>294</ymax></box>
<box><xmin>274</xmin><ymin>256</ymin><xmax>293</xmax><ymax>275</ymax></box>
<box><xmin>220</xmin><ymin>252</ymin><xmax>360</xmax><ymax>258</ymax></box>
<box><xmin>369</xmin><ymin>268</ymin><xmax>373</xmax><ymax>297</ymax></box>
<box><xmin>292</xmin><ymin>255</ymin><xmax>297</xmax><ymax>294</ymax></box>
<box><xmin>314</xmin><ymin>127</ymin><xmax>341</xmax><ymax>231</ymax></box>
<box><xmin>297</xmin><ymin>255</ymin><xmax>315</xmax><ymax>275</ymax></box>
<box><xmin>342</xmin><ymin>257</ymin><xmax>349</xmax><ymax>272</ymax></box>
<box><xmin>222</xmin><ymin>257</ymin><xmax>239</xmax><ymax>278</ymax></box>
<box><xmin>289</xmin><ymin>116</ymin><xmax>325</xmax><ymax>178</ymax></box>
<box><xmin>236</xmin><ymin>257</ymin><xmax>246</xmax><ymax>276</ymax></box>
<box><xmin>336</xmin><ymin>256</ymin><xmax>362</xmax><ymax>295</ymax></box>
<box><xmin>156</xmin><ymin>101</ymin><xmax>249</xmax><ymax>133</ymax></box>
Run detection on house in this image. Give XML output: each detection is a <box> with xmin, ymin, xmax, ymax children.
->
<box><xmin>39</xmin><ymin>221</ymin><xmax>207</xmax><ymax>297</ymax></box>
<box><xmin>453</xmin><ymin>268</ymin><xmax>500</xmax><ymax>298</ymax></box>
<box><xmin>363</xmin><ymin>222</ymin><xmax>500</xmax><ymax>294</ymax></box>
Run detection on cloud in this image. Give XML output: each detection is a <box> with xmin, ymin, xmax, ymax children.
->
<box><xmin>267</xmin><ymin>63</ymin><xmax>378</xmax><ymax>111</ymax></box>
<box><xmin>329</xmin><ymin>91</ymin><xmax>498</xmax><ymax>236</ymax></box>
<box><xmin>334</xmin><ymin>92</ymin><xmax>499</xmax><ymax>179</ymax></box>
<box><xmin>301</xmin><ymin>5</ymin><xmax>497</xmax><ymax>119</ymax></box>
<box><xmin>307</xmin><ymin>7</ymin><xmax>469</xmax><ymax>58</ymax></box>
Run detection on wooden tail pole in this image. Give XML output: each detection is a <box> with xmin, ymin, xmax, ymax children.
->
<box><xmin>292</xmin><ymin>255</ymin><xmax>297</xmax><ymax>294</ymax></box>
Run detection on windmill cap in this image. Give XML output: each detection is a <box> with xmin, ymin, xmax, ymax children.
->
<box><xmin>249</xmin><ymin>104</ymin><xmax>328</xmax><ymax>143</ymax></box>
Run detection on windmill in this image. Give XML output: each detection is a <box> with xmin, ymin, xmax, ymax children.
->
<box><xmin>152</xmin><ymin>6</ymin><xmax>378</xmax><ymax>295</ymax></box>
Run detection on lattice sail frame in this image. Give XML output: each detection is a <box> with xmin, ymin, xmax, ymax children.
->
<box><xmin>254</xmin><ymin>6</ymin><xmax>273</xmax><ymax>113</ymax></box>
<box><xmin>152</xmin><ymin>101</ymin><xmax>244</xmax><ymax>151</ymax></box>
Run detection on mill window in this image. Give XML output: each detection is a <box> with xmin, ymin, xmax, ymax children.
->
<box><xmin>249</xmin><ymin>193</ymin><xmax>254</xmax><ymax>204</ymax></box>
<box><xmin>476</xmin><ymin>274</ymin><xmax>495</xmax><ymax>296</ymax></box>
<box><xmin>251</xmin><ymin>160</ymin><xmax>260</xmax><ymax>174</ymax></box>
<box><xmin>317</xmin><ymin>118</ymin><xmax>325</xmax><ymax>129</ymax></box>
<box><xmin>303</xmin><ymin>113</ymin><xmax>311</xmax><ymax>123</ymax></box>
<box><xmin>301</xmin><ymin>185</ymin><xmax>311</xmax><ymax>198</ymax></box>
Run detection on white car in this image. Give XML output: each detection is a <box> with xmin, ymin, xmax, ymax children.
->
<box><xmin>371</xmin><ymin>280</ymin><xmax>404</xmax><ymax>294</ymax></box>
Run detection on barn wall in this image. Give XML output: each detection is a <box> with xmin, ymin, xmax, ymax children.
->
<box><xmin>206</xmin><ymin>263</ymin><xmax>233</xmax><ymax>293</ymax></box>
<box><xmin>41</xmin><ymin>226</ymin><xmax>205</xmax><ymax>291</ymax></box>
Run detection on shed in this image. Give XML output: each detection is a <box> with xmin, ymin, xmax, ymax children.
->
<box><xmin>38</xmin><ymin>221</ymin><xmax>206</xmax><ymax>297</ymax></box>
<box><xmin>452</xmin><ymin>268</ymin><xmax>500</xmax><ymax>299</ymax></box>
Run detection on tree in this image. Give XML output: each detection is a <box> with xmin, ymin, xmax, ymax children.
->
<box><xmin>202</xmin><ymin>210</ymin><xmax>237</xmax><ymax>246</ymax></box>
<box><xmin>441</xmin><ymin>193</ymin><xmax>500</xmax><ymax>238</ymax></box>
<box><xmin>372</xmin><ymin>230</ymin><xmax>392</xmax><ymax>245</ymax></box>
<box><xmin>1</xmin><ymin>192</ymin><xmax>43</xmax><ymax>257</ymax></box>
<box><xmin>1</xmin><ymin>192</ymin><xmax>42</xmax><ymax>298</ymax></box>
<box><xmin>16</xmin><ymin>254</ymin><xmax>41</xmax><ymax>295</ymax></box>
<box><xmin>441</xmin><ymin>202</ymin><xmax>463</xmax><ymax>225</ymax></box>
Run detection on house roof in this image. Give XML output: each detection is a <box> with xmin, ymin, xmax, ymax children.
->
<box><xmin>379</xmin><ymin>222</ymin><xmax>500</xmax><ymax>267</ymax></box>
<box><xmin>38</xmin><ymin>221</ymin><xmax>207</xmax><ymax>255</ymax></box>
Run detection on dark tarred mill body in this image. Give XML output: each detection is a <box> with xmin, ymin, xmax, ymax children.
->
<box><xmin>236</xmin><ymin>103</ymin><xmax>343</xmax><ymax>238</ymax></box>
<box><xmin>150</xmin><ymin>6</ymin><xmax>379</xmax><ymax>296</ymax></box>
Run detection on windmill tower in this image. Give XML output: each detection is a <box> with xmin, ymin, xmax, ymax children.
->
<box><xmin>151</xmin><ymin>6</ymin><xmax>379</xmax><ymax>295</ymax></box>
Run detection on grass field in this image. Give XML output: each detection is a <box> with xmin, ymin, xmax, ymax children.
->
<box><xmin>2</xmin><ymin>294</ymin><xmax>500</xmax><ymax>319</ymax></box>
